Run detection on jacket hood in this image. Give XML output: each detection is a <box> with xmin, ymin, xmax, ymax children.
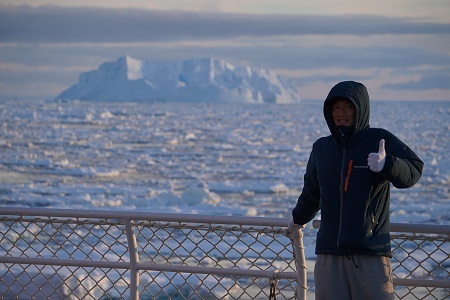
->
<box><xmin>323</xmin><ymin>81</ymin><xmax>370</xmax><ymax>140</ymax></box>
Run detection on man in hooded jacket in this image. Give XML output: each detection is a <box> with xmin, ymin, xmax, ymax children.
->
<box><xmin>289</xmin><ymin>81</ymin><xmax>423</xmax><ymax>299</ymax></box>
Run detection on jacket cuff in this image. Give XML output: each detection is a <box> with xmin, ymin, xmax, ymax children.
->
<box><xmin>381</xmin><ymin>154</ymin><xmax>394</xmax><ymax>173</ymax></box>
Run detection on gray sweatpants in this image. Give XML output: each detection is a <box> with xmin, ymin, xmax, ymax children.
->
<box><xmin>314</xmin><ymin>254</ymin><xmax>394</xmax><ymax>300</ymax></box>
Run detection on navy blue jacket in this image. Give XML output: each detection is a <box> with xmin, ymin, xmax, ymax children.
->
<box><xmin>292</xmin><ymin>81</ymin><xmax>423</xmax><ymax>257</ymax></box>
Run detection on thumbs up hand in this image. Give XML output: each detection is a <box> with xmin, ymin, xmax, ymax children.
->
<box><xmin>368</xmin><ymin>139</ymin><xmax>386</xmax><ymax>172</ymax></box>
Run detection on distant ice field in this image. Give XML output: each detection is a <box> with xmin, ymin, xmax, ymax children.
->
<box><xmin>0</xmin><ymin>99</ymin><xmax>449</xmax><ymax>229</ymax></box>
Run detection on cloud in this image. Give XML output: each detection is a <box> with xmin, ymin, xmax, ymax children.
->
<box><xmin>3</xmin><ymin>39</ymin><xmax>449</xmax><ymax>72</ymax></box>
<box><xmin>220</xmin><ymin>44</ymin><xmax>450</xmax><ymax>71</ymax></box>
<box><xmin>382</xmin><ymin>68</ymin><xmax>450</xmax><ymax>90</ymax></box>
<box><xmin>1</xmin><ymin>5</ymin><xmax>450</xmax><ymax>44</ymax></box>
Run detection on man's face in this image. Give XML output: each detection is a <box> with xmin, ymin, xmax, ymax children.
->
<box><xmin>331</xmin><ymin>99</ymin><xmax>355</xmax><ymax>126</ymax></box>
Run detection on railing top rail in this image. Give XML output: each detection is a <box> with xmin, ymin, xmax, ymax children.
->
<box><xmin>2</xmin><ymin>207</ymin><xmax>450</xmax><ymax>235</ymax></box>
<box><xmin>0</xmin><ymin>206</ymin><xmax>289</xmax><ymax>227</ymax></box>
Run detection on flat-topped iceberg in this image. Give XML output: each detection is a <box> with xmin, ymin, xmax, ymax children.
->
<box><xmin>56</xmin><ymin>55</ymin><xmax>300</xmax><ymax>103</ymax></box>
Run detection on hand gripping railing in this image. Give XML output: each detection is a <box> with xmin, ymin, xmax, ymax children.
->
<box><xmin>0</xmin><ymin>207</ymin><xmax>307</xmax><ymax>299</ymax></box>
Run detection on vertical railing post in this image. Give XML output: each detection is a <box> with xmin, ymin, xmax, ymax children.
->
<box><xmin>290</xmin><ymin>224</ymin><xmax>307</xmax><ymax>300</ymax></box>
<box><xmin>125</xmin><ymin>219</ymin><xmax>140</xmax><ymax>300</ymax></box>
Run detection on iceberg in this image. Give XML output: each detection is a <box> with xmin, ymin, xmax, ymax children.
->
<box><xmin>56</xmin><ymin>55</ymin><xmax>300</xmax><ymax>103</ymax></box>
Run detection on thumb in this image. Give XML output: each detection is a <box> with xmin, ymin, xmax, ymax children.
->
<box><xmin>378</xmin><ymin>139</ymin><xmax>386</xmax><ymax>154</ymax></box>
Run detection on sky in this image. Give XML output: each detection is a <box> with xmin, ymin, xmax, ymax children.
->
<box><xmin>0</xmin><ymin>0</ymin><xmax>450</xmax><ymax>101</ymax></box>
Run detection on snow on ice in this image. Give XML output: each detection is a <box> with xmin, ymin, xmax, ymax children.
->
<box><xmin>0</xmin><ymin>99</ymin><xmax>449</xmax><ymax>222</ymax></box>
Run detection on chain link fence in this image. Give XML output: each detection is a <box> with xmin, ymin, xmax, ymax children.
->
<box><xmin>391</xmin><ymin>227</ymin><xmax>450</xmax><ymax>299</ymax></box>
<box><xmin>1</xmin><ymin>208</ymin><xmax>449</xmax><ymax>299</ymax></box>
<box><xmin>0</xmin><ymin>208</ymin><xmax>302</xmax><ymax>299</ymax></box>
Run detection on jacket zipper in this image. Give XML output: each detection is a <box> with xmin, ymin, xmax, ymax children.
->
<box><xmin>344</xmin><ymin>160</ymin><xmax>353</xmax><ymax>192</ymax></box>
<box><xmin>336</xmin><ymin>149</ymin><xmax>346</xmax><ymax>251</ymax></box>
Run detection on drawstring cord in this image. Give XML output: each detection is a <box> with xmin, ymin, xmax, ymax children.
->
<box><xmin>346</xmin><ymin>254</ymin><xmax>359</xmax><ymax>268</ymax></box>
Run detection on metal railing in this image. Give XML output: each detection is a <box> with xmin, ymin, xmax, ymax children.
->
<box><xmin>0</xmin><ymin>207</ymin><xmax>305</xmax><ymax>300</ymax></box>
<box><xmin>0</xmin><ymin>207</ymin><xmax>449</xmax><ymax>299</ymax></box>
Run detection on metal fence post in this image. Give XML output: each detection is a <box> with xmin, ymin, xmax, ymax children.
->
<box><xmin>290</xmin><ymin>224</ymin><xmax>307</xmax><ymax>300</ymax></box>
<box><xmin>125</xmin><ymin>219</ymin><xmax>140</xmax><ymax>300</ymax></box>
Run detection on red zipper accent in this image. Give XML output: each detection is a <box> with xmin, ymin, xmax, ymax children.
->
<box><xmin>344</xmin><ymin>160</ymin><xmax>353</xmax><ymax>192</ymax></box>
